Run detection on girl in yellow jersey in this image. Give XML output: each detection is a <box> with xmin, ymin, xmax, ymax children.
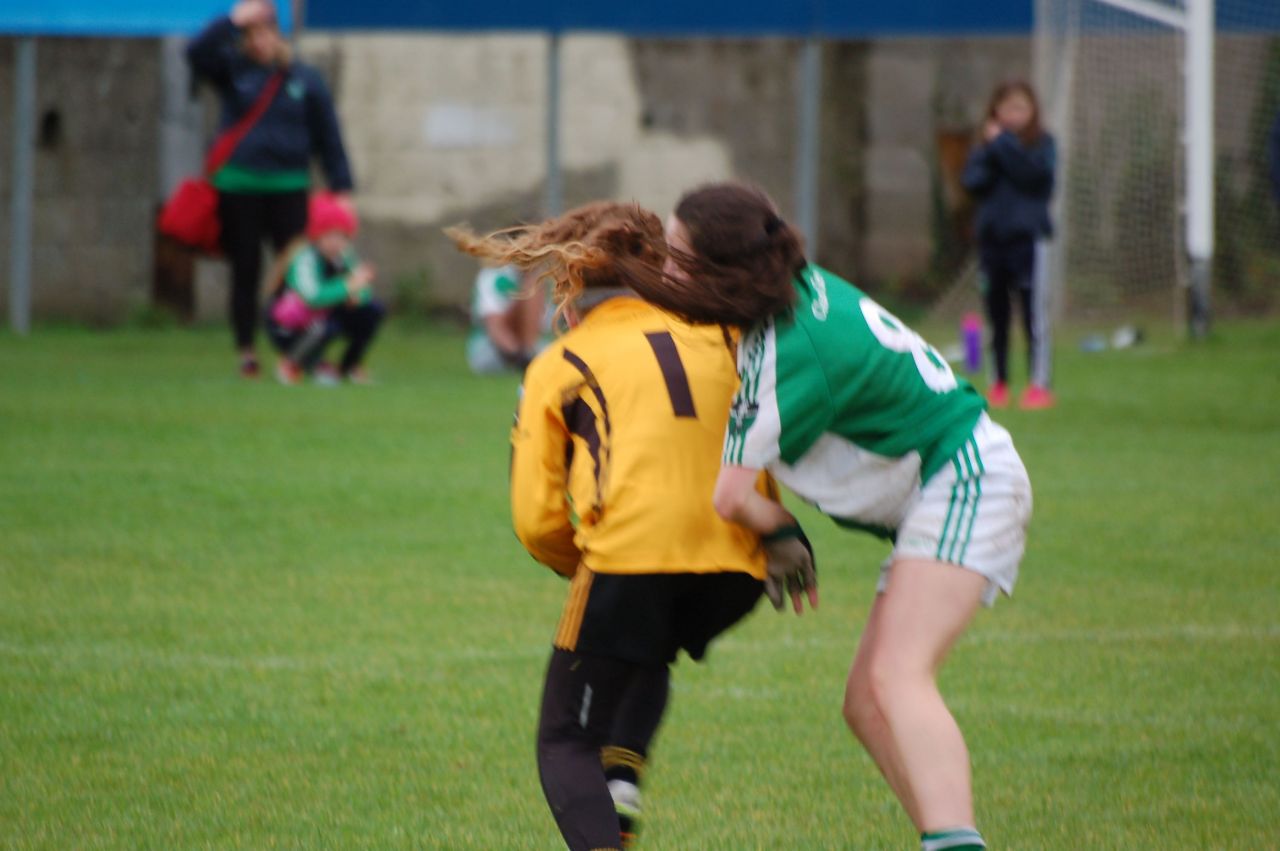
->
<box><xmin>448</xmin><ymin>202</ymin><xmax>809</xmax><ymax>851</ymax></box>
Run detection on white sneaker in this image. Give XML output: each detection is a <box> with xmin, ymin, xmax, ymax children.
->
<box><xmin>608</xmin><ymin>778</ymin><xmax>642</xmax><ymax>835</ymax></box>
<box><xmin>608</xmin><ymin>779</ymin><xmax>641</xmax><ymax>813</ymax></box>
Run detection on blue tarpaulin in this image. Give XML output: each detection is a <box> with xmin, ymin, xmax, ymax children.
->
<box><xmin>302</xmin><ymin>0</ymin><xmax>1034</xmax><ymax>36</ymax></box>
<box><xmin>303</xmin><ymin>0</ymin><xmax>1279</xmax><ymax>37</ymax></box>
<box><xmin>4</xmin><ymin>0</ymin><xmax>1277</xmax><ymax>38</ymax></box>
<box><xmin>0</xmin><ymin>0</ymin><xmax>292</xmax><ymax>36</ymax></box>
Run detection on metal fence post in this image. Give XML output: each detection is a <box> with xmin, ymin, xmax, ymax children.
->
<box><xmin>9</xmin><ymin>37</ymin><xmax>36</xmax><ymax>335</ymax></box>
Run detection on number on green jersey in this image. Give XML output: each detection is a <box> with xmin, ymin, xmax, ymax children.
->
<box><xmin>859</xmin><ymin>298</ymin><xmax>957</xmax><ymax>393</ymax></box>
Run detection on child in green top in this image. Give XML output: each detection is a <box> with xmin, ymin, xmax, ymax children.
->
<box><xmin>265</xmin><ymin>193</ymin><xmax>384</xmax><ymax>385</ymax></box>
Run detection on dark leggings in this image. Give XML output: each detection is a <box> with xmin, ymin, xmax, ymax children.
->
<box><xmin>218</xmin><ymin>190</ymin><xmax>309</xmax><ymax>350</ymax></box>
<box><xmin>980</xmin><ymin>237</ymin><xmax>1036</xmax><ymax>384</ymax></box>
<box><xmin>537</xmin><ymin>649</ymin><xmax>670</xmax><ymax>851</ymax></box>
<box><xmin>266</xmin><ymin>301</ymin><xmax>386</xmax><ymax>373</ymax></box>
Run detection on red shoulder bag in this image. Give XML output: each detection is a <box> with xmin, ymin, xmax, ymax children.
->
<box><xmin>158</xmin><ymin>72</ymin><xmax>285</xmax><ymax>255</ymax></box>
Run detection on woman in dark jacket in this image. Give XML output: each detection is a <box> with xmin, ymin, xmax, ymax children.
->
<box><xmin>962</xmin><ymin>81</ymin><xmax>1056</xmax><ymax>410</ymax></box>
<box><xmin>187</xmin><ymin>0</ymin><xmax>355</xmax><ymax>377</ymax></box>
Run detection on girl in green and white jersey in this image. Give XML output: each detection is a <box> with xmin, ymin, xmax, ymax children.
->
<box><xmin>466</xmin><ymin>264</ymin><xmax>550</xmax><ymax>374</ymax></box>
<box><xmin>633</xmin><ymin>182</ymin><xmax>1032</xmax><ymax>851</ymax></box>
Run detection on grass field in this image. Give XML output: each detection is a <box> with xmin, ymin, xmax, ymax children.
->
<box><xmin>2</xmin><ymin>319</ymin><xmax>1278</xmax><ymax>850</ymax></box>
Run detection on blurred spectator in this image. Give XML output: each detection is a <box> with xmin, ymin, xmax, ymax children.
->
<box><xmin>466</xmin><ymin>264</ymin><xmax>547</xmax><ymax>374</ymax></box>
<box><xmin>962</xmin><ymin>80</ymin><xmax>1057</xmax><ymax>411</ymax></box>
<box><xmin>187</xmin><ymin>0</ymin><xmax>355</xmax><ymax>378</ymax></box>
<box><xmin>264</xmin><ymin>194</ymin><xmax>384</xmax><ymax>386</ymax></box>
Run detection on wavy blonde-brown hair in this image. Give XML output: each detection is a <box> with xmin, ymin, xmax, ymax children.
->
<box><xmin>445</xmin><ymin>201</ymin><xmax>667</xmax><ymax>328</ymax></box>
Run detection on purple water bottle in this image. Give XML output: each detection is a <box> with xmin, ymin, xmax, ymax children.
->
<box><xmin>961</xmin><ymin>312</ymin><xmax>982</xmax><ymax>374</ymax></box>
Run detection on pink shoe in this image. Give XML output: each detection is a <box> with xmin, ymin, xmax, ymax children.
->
<box><xmin>1020</xmin><ymin>384</ymin><xmax>1056</xmax><ymax>410</ymax></box>
<box><xmin>987</xmin><ymin>381</ymin><xmax>1010</xmax><ymax>408</ymax></box>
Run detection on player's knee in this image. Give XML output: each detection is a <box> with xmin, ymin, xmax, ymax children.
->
<box><xmin>842</xmin><ymin>670</ymin><xmax>879</xmax><ymax>738</ymax></box>
<box><xmin>860</xmin><ymin>651</ymin><xmax>930</xmax><ymax>715</ymax></box>
<box><xmin>537</xmin><ymin>713</ymin><xmax>587</xmax><ymax>753</ymax></box>
<box><xmin>535</xmin><ymin>729</ymin><xmax>595</xmax><ymax>799</ymax></box>
<box><xmin>842</xmin><ymin>694</ymin><xmax>871</xmax><ymax>738</ymax></box>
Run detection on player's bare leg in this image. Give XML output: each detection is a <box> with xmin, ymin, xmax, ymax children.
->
<box><xmin>844</xmin><ymin>597</ymin><xmax>922</xmax><ymax>825</ymax></box>
<box><xmin>844</xmin><ymin>557</ymin><xmax>986</xmax><ymax>843</ymax></box>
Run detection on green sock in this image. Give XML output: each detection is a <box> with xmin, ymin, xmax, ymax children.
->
<box><xmin>921</xmin><ymin>827</ymin><xmax>986</xmax><ymax>851</ymax></box>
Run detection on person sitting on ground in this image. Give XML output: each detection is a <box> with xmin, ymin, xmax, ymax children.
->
<box><xmin>264</xmin><ymin>193</ymin><xmax>384</xmax><ymax>385</ymax></box>
<box><xmin>466</xmin><ymin>262</ymin><xmax>547</xmax><ymax>374</ymax></box>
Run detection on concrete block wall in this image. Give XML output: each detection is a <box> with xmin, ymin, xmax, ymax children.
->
<box><xmin>0</xmin><ymin>37</ymin><xmax>160</xmax><ymax>324</ymax></box>
<box><xmin>307</xmin><ymin>33</ymin><xmax>738</xmax><ymax>308</ymax></box>
<box><xmin>321</xmin><ymin>34</ymin><xmax>1032</xmax><ymax>307</ymax></box>
<box><xmin>1</xmin><ymin>32</ymin><xmax>1035</xmax><ymax>324</ymax></box>
<box><xmin>861</xmin><ymin>38</ymin><xmax>1030</xmax><ymax>286</ymax></box>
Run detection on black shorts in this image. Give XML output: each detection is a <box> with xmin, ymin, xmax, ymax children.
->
<box><xmin>554</xmin><ymin>569</ymin><xmax>764</xmax><ymax>666</ymax></box>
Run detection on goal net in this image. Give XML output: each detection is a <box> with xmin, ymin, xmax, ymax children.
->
<box><xmin>1034</xmin><ymin>0</ymin><xmax>1280</xmax><ymax>324</ymax></box>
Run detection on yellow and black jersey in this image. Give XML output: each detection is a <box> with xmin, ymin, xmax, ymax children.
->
<box><xmin>510</xmin><ymin>296</ymin><xmax>767</xmax><ymax>580</ymax></box>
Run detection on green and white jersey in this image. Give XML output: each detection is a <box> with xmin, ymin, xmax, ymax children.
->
<box><xmin>469</xmin><ymin>265</ymin><xmax>523</xmax><ymax>343</ymax></box>
<box><xmin>286</xmin><ymin>245</ymin><xmax>360</xmax><ymax>307</ymax></box>
<box><xmin>725</xmin><ymin>265</ymin><xmax>987</xmax><ymax>535</ymax></box>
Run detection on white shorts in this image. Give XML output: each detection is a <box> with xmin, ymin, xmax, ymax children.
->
<box><xmin>880</xmin><ymin>413</ymin><xmax>1032</xmax><ymax>606</ymax></box>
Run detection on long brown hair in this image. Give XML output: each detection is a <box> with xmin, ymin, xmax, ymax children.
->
<box><xmin>628</xmin><ymin>182</ymin><xmax>807</xmax><ymax>329</ymax></box>
<box><xmin>985</xmin><ymin>80</ymin><xmax>1044</xmax><ymax>145</ymax></box>
<box><xmin>445</xmin><ymin>201</ymin><xmax>667</xmax><ymax>327</ymax></box>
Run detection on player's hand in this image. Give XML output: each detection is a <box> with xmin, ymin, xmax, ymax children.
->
<box><xmin>983</xmin><ymin>119</ymin><xmax>1003</xmax><ymax>143</ymax></box>
<box><xmin>762</xmin><ymin>527</ymin><xmax>818</xmax><ymax>614</ymax></box>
